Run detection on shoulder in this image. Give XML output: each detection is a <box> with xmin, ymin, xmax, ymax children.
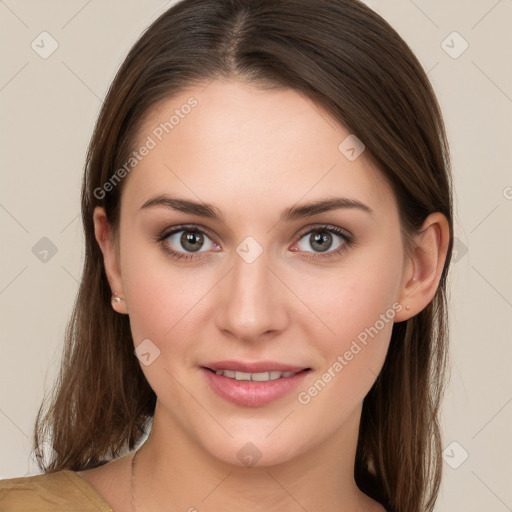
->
<box><xmin>0</xmin><ymin>470</ymin><xmax>113</xmax><ymax>512</ymax></box>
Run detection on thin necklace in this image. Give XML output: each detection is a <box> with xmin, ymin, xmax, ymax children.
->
<box><xmin>131</xmin><ymin>443</ymin><xmax>144</xmax><ymax>512</ymax></box>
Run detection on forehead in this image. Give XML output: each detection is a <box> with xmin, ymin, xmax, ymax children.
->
<box><xmin>120</xmin><ymin>79</ymin><xmax>396</xmax><ymax>220</ymax></box>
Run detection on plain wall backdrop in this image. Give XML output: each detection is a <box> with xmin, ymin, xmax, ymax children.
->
<box><xmin>1</xmin><ymin>1</ymin><xmax>511</xmax><ymax>510</ymax></box>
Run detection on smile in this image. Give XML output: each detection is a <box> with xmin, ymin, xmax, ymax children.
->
<box><xmin>209</xmin><ymin>369</ymin><xmax>299</xmax><ymax>381</ymax></box>
<box><xmin>201</xmin><ymin>367</ymin><xmax>311</xmax><ymax>407</ymax></box>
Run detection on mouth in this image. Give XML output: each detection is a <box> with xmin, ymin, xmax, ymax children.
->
<box><xmin>200</xmin><ymin>362</ymin><xmax>312</xmax><ymax>407</ymax></box>
<box><xmin>203</xmin><ymin>367</ymin><xmax>310</xmax><ymax>381</ymax></box>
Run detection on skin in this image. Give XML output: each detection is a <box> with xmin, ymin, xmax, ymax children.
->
<box><xmin>79</xmin><ymin>80</ymin><xmax>450</xmax><ymax>512</ymax></box>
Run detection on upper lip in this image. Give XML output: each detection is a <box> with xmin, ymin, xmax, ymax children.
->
<box><xmin>201</xmin><ymin>360</ymin><xmax>310</xmax><ymax>373</ymax></box>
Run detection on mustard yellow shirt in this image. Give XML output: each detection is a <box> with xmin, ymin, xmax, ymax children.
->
<box><xmin>0</xmin><ymin>470</ymin><xmax>113</xmax><ymax>511</ymax></box>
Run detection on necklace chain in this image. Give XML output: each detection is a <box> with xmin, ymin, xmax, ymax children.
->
<box><xmin>131</xmin><ymin>444</ymin><xmax>143</xmax><ymax>512</ymax></box>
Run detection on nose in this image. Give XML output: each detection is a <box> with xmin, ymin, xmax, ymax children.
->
<box><xmin>214</xmin><ymin>244</ymin><xmax>289</xmax><ymax>343</ymax></box>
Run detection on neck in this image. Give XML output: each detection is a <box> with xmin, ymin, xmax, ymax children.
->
<box><xmin>132</xmin><ymin>401</ymin><xmax>380</xmax><ymax>512</ymax></box>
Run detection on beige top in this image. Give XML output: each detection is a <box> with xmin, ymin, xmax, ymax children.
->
<box><xmin>0</xmin><ymin>470</ymin><xmax>113</xmax><ymax>511</ymax></box>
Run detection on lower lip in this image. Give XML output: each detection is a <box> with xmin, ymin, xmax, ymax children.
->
<box><xmin>201</xmin><ymin>367</ymin><xmax>310</xmax><ymax>407</ymax></box>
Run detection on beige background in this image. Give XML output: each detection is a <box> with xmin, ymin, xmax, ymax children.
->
<box><xmin>1</xmin><ymin>1</ymin><xmax>511</xmax><ymax>510</ymax></box>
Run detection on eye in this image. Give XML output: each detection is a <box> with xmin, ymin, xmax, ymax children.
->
<box><xmin>156</xmin><ymin>223</ymin><xmax>354</xmax><ymax>262</ymax></box>
<box><xmin>292</xmin><ymin>225</ymin><xmax>354</xmax><ymax>258</ymax></box>
<box><xmin>158</xmin><ymin>225</ymin><xmax>220</xmax><ymax>260</ymax></box>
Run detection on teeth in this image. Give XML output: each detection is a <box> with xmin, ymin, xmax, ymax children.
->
<box><xmin>214</xmin><ymin>369</ymin><xmax>299</xmax><ymax>381</ymax></box>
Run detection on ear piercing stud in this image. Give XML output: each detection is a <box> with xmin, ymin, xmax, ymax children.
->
<box><xmin>405</xmin><ymin>305</ymin><xmax>411</xmax><ymax>310</ymax></box>
<box><xmin>112</xmin><ymin>292</ymin><xmax>125</xmax><ymax>304</ymax></box>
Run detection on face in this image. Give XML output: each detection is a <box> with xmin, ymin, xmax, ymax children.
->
<box><xmin>103</xmin><ymin>80</ymin><xmax>411</xmax><ymax>467</ymax></box>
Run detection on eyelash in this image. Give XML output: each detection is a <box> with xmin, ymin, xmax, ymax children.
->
<box><xmin>155</xmin><ymin>224</ymin><xmax>356</xmax><ymax>262</ymax></box>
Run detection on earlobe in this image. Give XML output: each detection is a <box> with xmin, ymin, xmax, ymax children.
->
<box><xmin>93</xmin><ymin>207</ymin><xmax>128</xmax><ymax>315</ymax></box>
<box><xmin>395</xmin><ymin>212</ymin><xmax>450</xmax><ymax>322</ymax></box>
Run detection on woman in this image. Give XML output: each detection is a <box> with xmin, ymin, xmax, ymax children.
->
<box><xmin>0</xmin><ymin>0</ymin><xmax>452</xmax><ymax>511</ymax></box>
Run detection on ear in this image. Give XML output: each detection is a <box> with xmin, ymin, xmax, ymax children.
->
<box><xmin>394</xmin><ymin>212</ymin><xmax>451</xmax><ymax>322</ymax></box>
<box><xmin>93</xmin><ymin>206</ymin><xmax>128</xmax><ymax>315</ymax></box>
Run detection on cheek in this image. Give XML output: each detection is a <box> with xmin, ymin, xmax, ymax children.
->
<box><xmin>296</xmin><ymin>251</ymin><xmax>402</xmax><ymax>342</ymax></box>
<box><xmin>119</xmin><ymin>236</ymin><xmax>192</xmax><ymax>350</ymax></box>
<box><xmin>120</xmin><ymin>250</ymin><xmax>206</xmax><ymax>408</ymax></box>
<box><xmin>293</xmin><ymin>271</ymin><xmax>400</xmax><ymax>425</ymax></box>
<box><xmin>124</xmin><ymin>271</ymin><xmax>205</xmax><ymax>358</ymax></box>
<box><xmin>292</xmin><ymin>251</ymin><xmax>403</xmax><ymax>394</ymax></box>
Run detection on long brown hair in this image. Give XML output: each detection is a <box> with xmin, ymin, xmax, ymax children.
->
<box><xmin>34</xmin><ymin>1</ymin><xmax>453</xmax><ymax>511</ymax></box>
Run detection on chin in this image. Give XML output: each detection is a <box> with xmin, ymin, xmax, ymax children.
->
<box><xmin>193</xmin><ymin>420</ymin><xmax>320</xmax><ymax>469</ymax></box>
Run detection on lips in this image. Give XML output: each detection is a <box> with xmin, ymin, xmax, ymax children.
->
<box><xmin>200</xmin><ymin>360</ymin><xmax>311</xmax><ymax>407</ymax></box>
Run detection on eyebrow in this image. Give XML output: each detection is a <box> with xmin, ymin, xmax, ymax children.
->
<box><xmin>139</xmin><ymin>194</ymin><xmax>373</xmax><ymax>222</ymax></box>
